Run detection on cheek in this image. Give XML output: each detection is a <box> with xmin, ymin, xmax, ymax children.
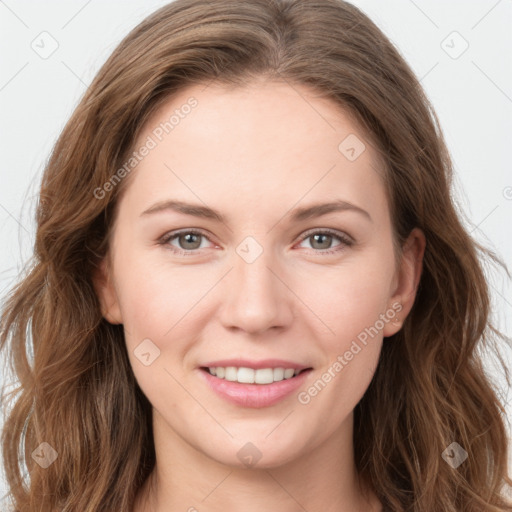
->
<box><xmin>114</xmin><ymin>251</ymin><xmax>212</xmax><ymax>339</ymax></box>
<box><xmin>294</xmin><ymin>267</ymin><xmax>389</xmax><ymax>425</ymax></box>
<box><xmin>290</xmin><ymin>255</ymin><xmax>392</xmax><ymax>406</ymax></box>
<box><xmin>294</xmin><ymin>256</ymin><xmax>395</xmax><ymax>346</ymax></box>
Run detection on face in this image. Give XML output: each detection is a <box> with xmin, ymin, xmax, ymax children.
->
<box><xmin>95</xmin><ymin>79</ymin><xmax>424</xmax><ymax>469</ymax></box>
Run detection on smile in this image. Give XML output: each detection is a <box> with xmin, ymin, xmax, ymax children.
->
<box><xmin>199</xmin><ymin>367</ymin><xmax>313</xmax><ymax>408</ymax></box>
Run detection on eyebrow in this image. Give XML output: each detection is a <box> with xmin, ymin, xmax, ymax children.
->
<box><xmin>140</xmin><ymin>199</ymin><xmax>372</xmax><ymax>223</ymax></box>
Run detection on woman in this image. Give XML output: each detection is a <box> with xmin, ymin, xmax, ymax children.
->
<box><xmin>1</xmin><ymin>0</ymin><xmax>511</xmax><ymax>510</ymax></box>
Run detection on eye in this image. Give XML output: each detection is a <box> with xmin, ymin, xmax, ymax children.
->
<box><xmin>159</xmin><ymin>229</ymin><xmax>215</xmax><ymax>254</ymax></box>
<box><xmin>159</xmin><ymin>228</ymin><xmax>353</xmax><ymax>256</ymax></box>
<box><xmin>296</xmin><ymin>229</ymin><xmax>353</xmax><ymax>254</ymax></box>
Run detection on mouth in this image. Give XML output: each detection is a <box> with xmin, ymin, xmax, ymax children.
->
<box><xmin>198</xmin><ymin>366</ymin><xmax>314</xmax><ymax>408</ymax></box>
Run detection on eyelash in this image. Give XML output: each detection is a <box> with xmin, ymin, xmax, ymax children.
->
<box><xmin>158</xmin><ymin>228</ymin><xmax>353</xmax><ymax>256</ymax></box>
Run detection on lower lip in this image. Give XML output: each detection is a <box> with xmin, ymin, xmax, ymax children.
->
<box><xmin>199</xmin><ymin>368</ymin><xmax>312</xmax><ymax>408</ymax></box>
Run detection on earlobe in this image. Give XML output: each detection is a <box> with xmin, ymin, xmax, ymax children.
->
<box><xmin>383</xmin><ymin>227</ymin><xmax>426</xmax><ymax>337</ymax></box>
<box><xmin>92</xmin><ymin>257</ymin><xmax>123</xmax><ymax>325</ymax></box>
<box><xmin>382</xmin><ymin>299</ymin><xmax>404</xmax><ymax>337</ymax></box>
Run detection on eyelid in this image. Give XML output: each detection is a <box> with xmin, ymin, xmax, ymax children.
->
<box><xmin>297</xmin><ymin>227</ymin><xmax>353</xmax><ymax>244</ymax></box>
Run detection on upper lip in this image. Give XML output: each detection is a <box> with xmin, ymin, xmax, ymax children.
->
<box><xmin>200</xmin><ymin>359</ymin><xmax>312</xmax><ymax>371</ymax></box>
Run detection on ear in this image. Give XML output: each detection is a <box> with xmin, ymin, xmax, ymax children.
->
<box><xmin>383</xmin><ymin>227</ymin><xmax>425</xmax><ymax>337</ymax></box>
<box><xmin>92</xmin><ymin>256</ymin><xmax>123</xmax><ymax>324</ymax></box>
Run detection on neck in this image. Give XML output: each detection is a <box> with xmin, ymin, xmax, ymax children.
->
<box><xmin>132</xmin><ymin>409</ymin><xmax>381</xmax><ymax>512</ymax></box>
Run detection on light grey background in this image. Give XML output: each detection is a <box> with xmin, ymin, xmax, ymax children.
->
<box><xmin>1</xmin><ymin>0</ymin><xmax>511</xmax><ymax>505</ymax></box>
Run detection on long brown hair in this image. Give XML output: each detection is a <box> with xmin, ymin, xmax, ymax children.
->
<box><xmin>1</xmin><ymin>0</ymin><xmax>511</xmax><ymax>510</ymax></box>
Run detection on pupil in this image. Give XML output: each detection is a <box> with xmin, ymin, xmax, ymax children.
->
<box><xmin>180</xmin><ymin>233</ymin><xmax>201</xmax><ymax>249</ymax></box>
<box><xmin>312</xmin><ymin>234</ymin><xmax>331</xmax><ymax>249</ymax></box>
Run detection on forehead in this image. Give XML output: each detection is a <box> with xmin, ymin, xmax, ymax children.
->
<box><xmin>118</xmin><ymin>80</ymin><xmax>388</xmax><ymax>225</ymax></box>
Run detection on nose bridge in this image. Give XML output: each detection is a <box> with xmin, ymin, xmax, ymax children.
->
<box><xmin>218</xmin><ymin>238</ymin><xmax>293</xmax><ymax>333</ymax></box>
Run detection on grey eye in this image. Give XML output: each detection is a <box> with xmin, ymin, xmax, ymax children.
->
<box><xmin>176</xmin><ymin>232</ymin><xmax>203</xmax><ymax>250</ymax></box>
<box><xmin>309</xmin><ymin>233</ymin><xmax>334</xmax><ymax>250</ymax></box>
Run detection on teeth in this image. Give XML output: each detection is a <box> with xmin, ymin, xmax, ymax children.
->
<box><xmin>207</xmin><ymin>366</ymin><xmax>303</xmax><ymax>384</ymax></box>
<box><xmin>284</xmin><ymin>368</ymin><xmax>295</xmax><ymax>379</ymax></box>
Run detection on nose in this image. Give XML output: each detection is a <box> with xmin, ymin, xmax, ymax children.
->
<box><xmin>218</xmin><ymin>247</ymin><xmax>294</xmax><ymax>335</ymax></box>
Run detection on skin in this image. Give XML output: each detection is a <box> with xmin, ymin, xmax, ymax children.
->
<box><xmin>94</xmin><ymin>78</ymin><xmax>425</xmax><ymax>512</ymax></box>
